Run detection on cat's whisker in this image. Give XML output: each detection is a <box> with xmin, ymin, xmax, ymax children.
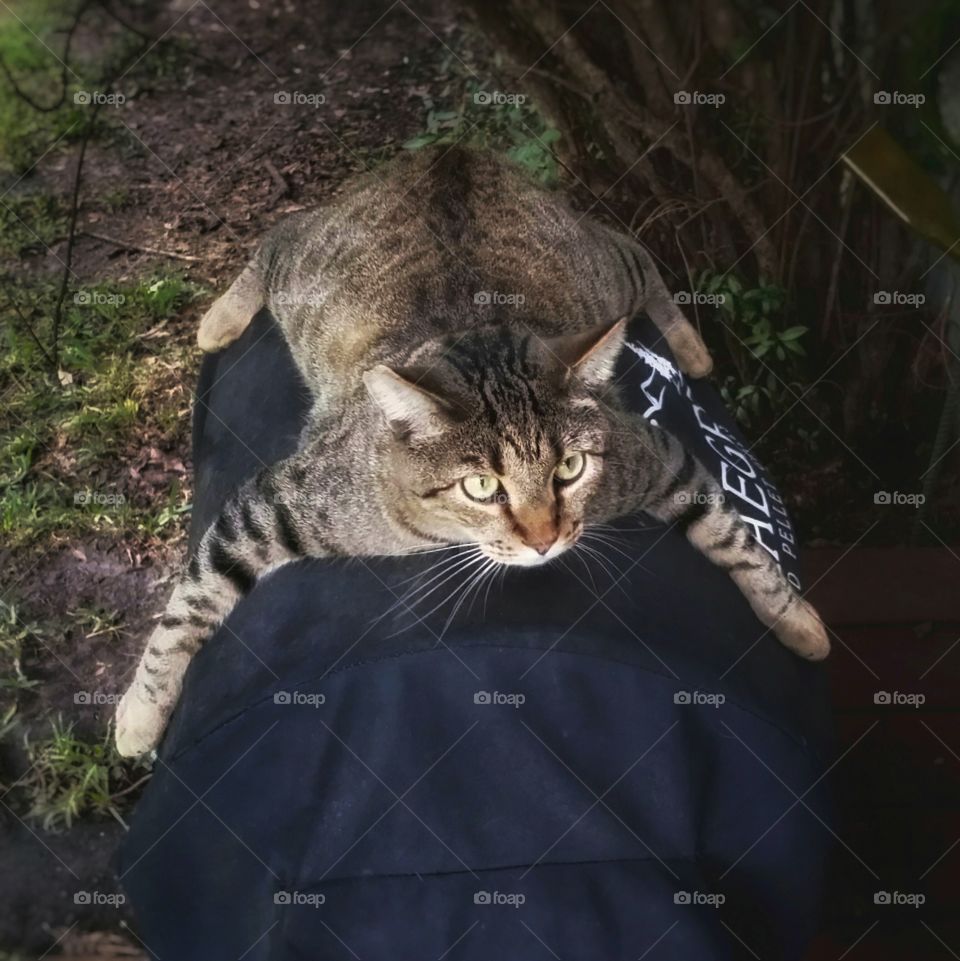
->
<box><xmin>476</xmin><ymin>560</ymin><xmax>503</xmax><ymax>611</ymax></box>
<box><xmin>580</xmin><ymin>531</ymin><xmax>636</xmax><ymax>564</ymax></box>
<box><xmin>392</xmin><ymin>546</ymin><xmax>475</xmax><ymax>588</ymax></box>
<box><xmin>386</xmin><ymin>551</ymin><xmax>490</xmax><ymax>638</ymax></box>
<box><xmin>375</xmin><ymin>550</ymin><xmax>485</xmax><ymax>635</ymax></box>
<box><xmin>403</xmin><ymin>542</ymin><xmax>472</xmax><ymax>557</ymax></box>
<box><xmin>574</xmin><ymin>541</ymin><xmax>634</xmax><ymax>600</ymax></box>
<box><xmin>588</xmin><ymin>522</ymin><xmax>659</xmax><ymax>534</ymax></box>
<box><xmin>393</xmin><ymin>549</ymin><xmax>486</xmax><ymax>613</ymax></box>
<box><xmin>480</xmin><ymin>560</ymin><xmax>506</xmax><ymax>615</ymax></box>
<box><xmin>576</xmin><ymin>542</ymin><xmax>620</xmax><ymax>584</ymax></box>
<box><xmin>440</xmin><ymin>558</ymin><xmax>498</xmax><ymax>639</ymax></box>
<box><xmin>458</xmin><ymin>561</ymin><xmax>494</xmax><ymax>623</ymax></box>
<box><xmin>581</xmin><ymin>526</ymin><xmax>646</xmax><ymax>555</ymax></box>
<box><xmin>565</xmin><ymin>546</ymin><xmax>600</xmax><ymax>594</ymax></box>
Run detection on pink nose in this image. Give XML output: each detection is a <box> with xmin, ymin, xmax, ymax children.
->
<box><xmin>522</xmin><ymin>533</ymin><xmax>558</xmax><ymax>556</ymax></box>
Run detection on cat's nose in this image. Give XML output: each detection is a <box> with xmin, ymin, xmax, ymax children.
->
<box><xmin>515</xmin><ymin>501</ymin><xmax>559</xmax><ymax>556</ymax></box>
<box><xmin>519</xmin><ymin>529</ymin><xmax>558</xmax><ymax>555</ymax></box>
<box><xmin>528</xmin><ymin>537</ymin><xmax>557</xmax><ymax>556</ymax></box>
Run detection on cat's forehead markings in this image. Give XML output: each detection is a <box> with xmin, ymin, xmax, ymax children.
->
<box><xmin>499</xmin><ymin>439</ymin><xmax>549</xmax><ymax>474</ymax></box>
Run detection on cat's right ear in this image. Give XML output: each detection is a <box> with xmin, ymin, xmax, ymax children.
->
<box><xmin>363</xmin><ymin>365</ymin><xmax>452</xmax><ymax>440</ymax></box>
<box><xmin>545</xmin><ymin>317</ymin><xmax>628</xmax><ymax>388</ymax></box>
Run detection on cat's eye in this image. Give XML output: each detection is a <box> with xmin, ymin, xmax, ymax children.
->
<box><xmin>554</xmin><ymin>452</ymin><xmax>586</xmax><ymax>484</ymax></box>
<box><xmin>462</xmin><ymin>474</ymin><xmax>502</xmax><ymax>502</ymax></box>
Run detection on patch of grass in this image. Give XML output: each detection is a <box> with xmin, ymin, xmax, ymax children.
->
<box><xmin>66</xmin><ymin>605</ymin><xmax>125</xmax><ymax>641</ymax></box>
<box><xmin>0</xmin><ymin>0</ymin><xmax>196</xmax><ymax>179</ymax></box>
<box><xmin>0</xmin><ymin>599</ymin><xmax>42</xmax><ymax>704</ymax></box>
<box><xmin>19</xmin><ymin>716</ymin><xmax>149</xmax><ymax>830</ymax></box>
<box><xmin>97</xmin><ymin>185</ymin><xmax>131</xmax><ymax>211</ymax></box>
<box><xmin>0</xmin><ymin>2</ymin><xmax>89</xmax><ymax>175</ymax></box>
<box><xmin>0</xmin><ymin>599</ymin><xmax>148</xmax><ymax>832</ymax></box>
<box><xmin>0</xmin><ymin>192</ymin><xmax>66</xmax><ymax>256</ymax></box>
<box><xmin>133</xmin><ymin>478</ymin><xmax>192</xmax><ymax>537</ymax></box>
<box><xmin>0</xmin><ymin>274</ymin><xmax>202</xmax><ymax>548</ymax></box>
<box><xmin>403</xmin><ymin>74</ymin><xmax>561</xmax><ymax>186</ymax></box>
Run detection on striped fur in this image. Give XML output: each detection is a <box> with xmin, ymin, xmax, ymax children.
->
<box><xmin>116</xmin><ymin>148</ymin><xmax>825</xmax><ymax>757</ymax></box>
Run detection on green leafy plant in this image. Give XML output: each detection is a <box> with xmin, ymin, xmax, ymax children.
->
<box><xmin>696</xmin><ymin>269</ymin><xmax>809</xmax><ymax>426</ymax></box>
<box><xmin>403</xmin><ymin>78</ymin><xmax>561</xmax><ymax>186</ymax></box>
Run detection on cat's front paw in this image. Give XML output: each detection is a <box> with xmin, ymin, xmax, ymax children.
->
<box><xmin>774</xmin><ymin>597</ymin><xmax>830</xmax><ymax>661</ymax></box>
<box><xmin>115</xmin><ymin>688</ymin><xmax>167</xmax><ymax>757</ymax></box>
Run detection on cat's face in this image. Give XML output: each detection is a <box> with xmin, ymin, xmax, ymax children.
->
<box><xmin>364</xmin><ymin>321</ymin><xmax>625</xmax><ymax>566</ymax></box>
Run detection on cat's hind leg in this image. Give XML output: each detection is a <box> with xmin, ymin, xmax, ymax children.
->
<box><xmin>632</xmin><ymin>244</ymin><xmax>714</xmax><ymax>379</ymax></box>
<box><xmin>197</xmin><ymin>260</ymin><xmax>263</xmax><ymax>352</ymax></box>
<box><xmin>598</xmin><ymin>226</ymin><xmax>714</xmax><ymax>379</ymax></box>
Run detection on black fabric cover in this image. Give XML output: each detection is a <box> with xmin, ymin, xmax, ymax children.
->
<box><xmin>118</xmin><ymin>312</ymin><xmax>833</xmax><ymax>960</ymax></box>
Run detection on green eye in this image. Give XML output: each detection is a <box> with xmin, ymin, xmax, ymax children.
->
<box><xmin>554</xmin><ymin>452</ymin><xmax>586</xmax><ymax>484</ymax></box>
<box><xmin>462</xmin><ymin>474</ymin><xmax>502</xmax><ymax>502</ymax></box>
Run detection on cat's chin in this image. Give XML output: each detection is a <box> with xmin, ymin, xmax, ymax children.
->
<box><xmin>480</xmin><ymin>543</ymin><xmax>571</xmax><ymax>568</ymax></box>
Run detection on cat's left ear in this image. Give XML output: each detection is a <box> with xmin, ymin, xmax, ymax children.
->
<box><xmin>545</xmin><ymin>317</ymin><xmax>628</xmax><ymax>387</ymax></box>
<box><xmin>363</xmin><ymin>365</ymin><xmax>453</xmax><ymax>440</ymax></box>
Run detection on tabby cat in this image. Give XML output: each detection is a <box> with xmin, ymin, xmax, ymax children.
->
<box><xmin>115</xmin><ymin>147</ymin><xmax>828</xmax><ymax>757</ymax></box>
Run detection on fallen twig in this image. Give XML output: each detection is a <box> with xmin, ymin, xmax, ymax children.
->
<box><xmin>263</xmin><ymin>158</ymin><xmax>290</xmax><ymax>207</ymax></box>
<box><xmin>79</xmin><ymin>230</ymin><xmax>201</xmax><ymax>262</ymax></box>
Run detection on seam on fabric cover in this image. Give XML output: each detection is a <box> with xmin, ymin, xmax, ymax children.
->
<box><xmin>167</xmin><ymin>642</ymin><xmax>824</xmax><ymax>765</ymax></box>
